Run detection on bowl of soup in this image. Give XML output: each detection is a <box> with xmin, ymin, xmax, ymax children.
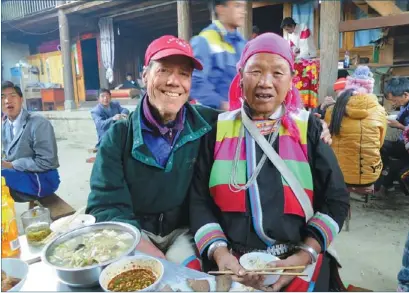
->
<box><xmin>41</xmin><ymin>222</ymin><xmax>141</xmax><ymax>288</ymax></box>
<box><xmin>99</xmin><ymin>254</ymin><xmax>164</xmax><ymax>292</ymax></box>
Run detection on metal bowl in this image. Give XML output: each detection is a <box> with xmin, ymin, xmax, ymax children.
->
<box><xmin>41</xmin><ymin>221</ymin><xmax>141</xmax><ymax>288</ymax></box>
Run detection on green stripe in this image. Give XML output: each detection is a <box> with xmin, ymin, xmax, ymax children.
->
<box><xmin>209</xmin><ymin>160</ymin><xmax>246</xmax><ymax>188</ymax></box>
<box><xmin>281</xmin><ymin>160</ymin><xmax>313</xmax><ymax>190</ymax></box>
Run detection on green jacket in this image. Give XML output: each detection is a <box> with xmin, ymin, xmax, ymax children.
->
<box><xmin>86</xmin><ymin>101</ymin><xmax>218</xmax><ymax>236</ymax></box>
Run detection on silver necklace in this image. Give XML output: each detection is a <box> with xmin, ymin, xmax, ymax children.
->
<box><xmin>229</xmin><ymin>119</ymin><xmax>282</xmax><ymax>192</ymax></box>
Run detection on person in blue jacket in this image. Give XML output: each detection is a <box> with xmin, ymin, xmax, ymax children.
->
<box><xmin>90</xmin><ymin>88</ymin><xmax>129</xmax><ymax>147</ymax></box>
<box><xmin>190</xmin><ymin>0</ymin><xmax>247</xmax><ymax>110</ymax></box>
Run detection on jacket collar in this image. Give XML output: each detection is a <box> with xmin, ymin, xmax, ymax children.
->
<box><xmin>211</xmin><ymin>20</ymin><xmax>244</xmax><ymax>44</ymax></box>
<box><xmin>2</xmin><ymin>108</ymin><xmax>29</xmax><ymax>153</ymax></box>
<box><xmin>130</xmin><ymin>97</ymin><xmax>212</xmax><ymax>170</ymax></box>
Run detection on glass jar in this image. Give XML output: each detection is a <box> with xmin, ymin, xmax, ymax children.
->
<box><xmin>21</xmin><ymin>207</ymin><xmax>52</xmax><ymax>246</ymax></box>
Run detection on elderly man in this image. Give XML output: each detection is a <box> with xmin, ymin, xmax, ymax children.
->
<box><xmin>1</xmin><ymin>81</ymin><xmax>60</xmax><ymax>200</ymax></box>
<box><xmin>90</xmin><ymin>88</ymin><xmax>130</xmax><ymax>148</ymax></box>
<box><xmin>86</xmin><ymin>35</ymin><xmax>218</xmax><ymax>271</ymax></box>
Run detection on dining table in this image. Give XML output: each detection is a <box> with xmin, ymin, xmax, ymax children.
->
<box><xmin>18</xmin><ymin>235</ymin><xmax>246</xmax><ymax>292</ymax></box>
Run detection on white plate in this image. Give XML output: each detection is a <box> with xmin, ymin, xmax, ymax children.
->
<box><xmin>1</xmin><ymin>258</ymin><xmax>29</xmax><ymax>291</ymax></box>
<box><xmin>239</xmin><ymin>252</ymin><xmax>282</xmax><ymax>286</ymax></box>
<box><xmin>50</xmin><ymin>214</ymin><xmax>95</xmax><ymax>233</ymax></box>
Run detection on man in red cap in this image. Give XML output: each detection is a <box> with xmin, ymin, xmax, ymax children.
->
<box><xmin>86</xmin><ymin>35</ymin><xmax>219</xmax><ymax>271</ymax></box>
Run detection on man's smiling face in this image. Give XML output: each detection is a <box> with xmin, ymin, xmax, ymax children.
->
<box><xmin>143</xmin><ymin>55</ymin><xmax>193</xmax><ymax>121</ymax></box>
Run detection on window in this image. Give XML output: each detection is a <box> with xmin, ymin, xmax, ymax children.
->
<box><xmin>354</xmin><ymin>7</ymin><xmax>381</xmax><ymax>47</ymax></box>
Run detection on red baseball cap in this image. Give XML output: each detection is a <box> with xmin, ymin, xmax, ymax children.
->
<box><xmin>144</xmin><ymin>35</ymin><xmax>203</xmax><ymax>71</ymax></box>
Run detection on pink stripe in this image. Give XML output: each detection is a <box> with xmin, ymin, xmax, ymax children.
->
<box><xmin>309</xmin><ymin>217</ymin><xmax>334</xmax><ymax>243</ymax></box>
<box><xmin>280</xmin><ymin>136</ymin><xmax>308</xmax><ymax>161</ymax></box>
<box><xmin>197</xmin><ymin>230</ymin><xmax>226</xmax><ymax>250</ymax></box>
<box><xmin>215</xmin><ymin>137</ymin><xmax>245</xmax><ymax>160</ymax></box>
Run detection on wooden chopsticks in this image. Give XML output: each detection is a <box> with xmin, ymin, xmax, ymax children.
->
<box><xmin>208</xmin><ymin>265</ymin><xmax>307</xmax><ymax>276</ymax></box>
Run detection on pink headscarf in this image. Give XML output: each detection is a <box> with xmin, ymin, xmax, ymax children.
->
<box><xmin>228</xmin><ymin>32</ymin><xmax>304</xmax><ymax>141</ymax></box>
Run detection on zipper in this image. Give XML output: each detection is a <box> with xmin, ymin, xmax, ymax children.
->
<box><xmin>158</xmin><ymin>213</ymin><xmax>164</xmax><ymax>237</ymax></box>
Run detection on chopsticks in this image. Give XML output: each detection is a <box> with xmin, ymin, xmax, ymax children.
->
<box><xmin>208</xmin><ymin>265</ymin><xmax>307</xmax><ymax>276</ymax></box>
<box><xmin>209</xmin><ymin>271</ymin><xmax>307</xmax><ymax>276</ymax></box>
<box><xmin>40</xmin><ymin>206</ymin><xmax>86</xmax><ymax>245</ymax></box>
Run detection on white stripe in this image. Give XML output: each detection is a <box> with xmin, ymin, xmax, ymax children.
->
<box><xmin>218</xmin><ymin>109</ymin><xmax>240</xmax><ymax>121</ymax></box>
<box><xmin>35</xmin><ymin>173</ymin><xmax>41</xmax><ymax>198</ymax></box>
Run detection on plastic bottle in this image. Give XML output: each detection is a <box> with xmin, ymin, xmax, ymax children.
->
<box><xmin>344</xmin><ymin>50</ymin><xmax>350</xmax><ymax>69</ymax></box>
<box><xmin>1</xmin><ymin>177</ymin><xmax>21</xmax><ymax>258</ymax></box>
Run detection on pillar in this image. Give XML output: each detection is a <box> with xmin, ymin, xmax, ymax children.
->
<box><xmin>177</xmin><ymin>0</ymin><xmax>192</xmax><ymax>41</ymax></box>
<box><xmin>318</xmin><ymin>1</ymin><xmax>341</xmax><ymax>101</ymax></box>
<box><xmin>238</xmin><ymin>1</ymin><xmax>253</xmax><ymax>40</ymax></box>
<box><xmin>58</xmin><ymin>9</ymin><xmax>76</xmax><ymax>110</ymax></box>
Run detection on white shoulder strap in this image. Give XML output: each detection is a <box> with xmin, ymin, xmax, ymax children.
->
<box><xmin>241</xmin><ymin>108</ymin><xmax>314</xmax><ymax>222</ymax></box>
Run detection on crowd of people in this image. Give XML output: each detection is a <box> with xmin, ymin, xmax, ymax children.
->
<box><xmin>1</xmin><ymin>0</ymin><xmax>408</xmax><ymax>291</ymax></box>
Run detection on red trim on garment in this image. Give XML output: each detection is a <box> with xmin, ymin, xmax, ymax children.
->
<box><xmin>186</xmin><ymin>259</ymin><xmax>202</xmax><ymax>272</ymax></box>
<box><xmin>210</xmin><ymin>185</ymin><xmax>247</xmax><ymax>213</ymax></box>
<box><xmin>285</xmin><ymin>254</ymin><xmax>324</xmax><ymax>292</ymax></box>
<box><xmin>300</xmin><ymin>28</ymin><xmax>311</xmax><ymax>39</ymax></box>
<box><xmin>283</xmin><ymin>185</ymin><xmax>313</xmax><ymax>217</ymax></box>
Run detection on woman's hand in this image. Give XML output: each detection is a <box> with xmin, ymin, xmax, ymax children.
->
<box><xmin>1</xmin><ymin>161</ymin><xmax>13</xmax><ymax>169</ymax></box>
<box><xmin>136</xmin><ymin>237</ymin><xmax>166</xmax><ymax>259</ymax></box>
<box><xmin>320</xmin><ymin>120</ymin><xmax>332</xmax><ymax>145</ymax></box>
<box><xmin>267</xmin><ymin>250</ymin><xmax>312</xmax><ymax>292</ymax></box>
<box><xmin>213</xmin><ymin>247</ymin><xmax>265</xmax><ymax>290</ymax></box>
<box><xmin>388</xmin><ymin>119</ymin><xmax>405</xmax><ymax>130</ymax></box>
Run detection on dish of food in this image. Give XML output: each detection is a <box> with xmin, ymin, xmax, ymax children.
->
<box><xmin>1</xmin><ymin>270</ymin><xmax>21</xmax><ymax>292</ymax></box>
<box><xmin>47</xmin><ymin>228</ymin><xmax>134</xmax><ymax>268</ymax></box>
<box><xmin>107</xmin><ymin>268</ymin><xmax>156</xmax><ymax>292</ymax></box>
<box><xmin>239</xmin><ymin>252</ymin><xmax>282</xmax><ymax>286</ymax></box>
<box><xmin>99</xmin><ymin>254</ymin><xmax>164</xmax><ymax>292</ymax></box>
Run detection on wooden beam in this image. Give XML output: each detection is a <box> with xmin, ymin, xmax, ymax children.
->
<box><xmin>238</xmin><ymin>1</ymin><xmax>253</xmax><ymax>40</ymax></box>
<box><xmin>58</xmin><ymin>9</ymin><xmax>76</xmax><ymax>110</ymax></box>
<box><xmin>177</xmin><ymin>0</ymin><xmax>192</xmax><ymax>41</ymax></box>
<box><xmin>115</xmin><ymin>4</ymin><xmax>175</xmax><ymax>21</ymax></box>
<box><xmin>319</xmin><ymin>0</ymin><xmax>341</xmax><ymax>100</ymax></box>
<box><xmin>283</xmin><ymin>2</ymin><xmax>292</xmax><ymax>39</ymax></box>
<box><xmin>339</xmin><ymin>12</ymin><xmax>409</xmax><ymax>32</ymax></box>
<box><xmin>63</xmin><ymin>0</ymin><xmax>115</xmax><ymax>14</ymax></box>
<box><xmin>364</xmin><ymin>0</ymin><xmax>402</xmax><ymax>16</ymax></box>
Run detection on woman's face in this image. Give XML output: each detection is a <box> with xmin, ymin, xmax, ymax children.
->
<box><xmin>241</xmin><ymin>53</ymin><xmax>293</xmax><ymax>119</ymax></box>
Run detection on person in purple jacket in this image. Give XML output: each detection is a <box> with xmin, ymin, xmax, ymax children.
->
<box><xmin>90</xmin><ymin>88</ymin><xmax>130</xmax><ymax>147</ymax></box>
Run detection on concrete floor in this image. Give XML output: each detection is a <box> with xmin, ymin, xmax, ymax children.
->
<box><xmin>14</xmin><ymin>133</ymin><xmax>409</xmax><ymax>291</ymax></box>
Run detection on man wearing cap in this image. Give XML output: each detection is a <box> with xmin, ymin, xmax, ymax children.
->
<box><xmin>86</xmin><ymin>35</ymin><xmax>218</xmax><ymax>271</ymax></box>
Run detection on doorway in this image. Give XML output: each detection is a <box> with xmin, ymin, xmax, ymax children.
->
<box><xmin>81</xmin><ymin>38</ymin><xmax>100</xmax><ymax>101</ymax></box>
<box><xmin>253</xmin><ymin>4</ymin><xmax>284</xmax><ymax>36</ymax></box>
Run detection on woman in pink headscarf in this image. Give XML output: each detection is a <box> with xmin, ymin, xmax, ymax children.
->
<box><xmin>189</xmin><ymin>33</ymin><xmax>349</xmax><ymax>291</ymax></box>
